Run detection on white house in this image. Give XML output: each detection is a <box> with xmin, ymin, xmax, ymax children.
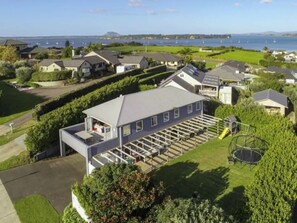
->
<box><xmin>119</xmin><ymin>55</ymin><xmax>148</xmax><ymax>69</ymax></box>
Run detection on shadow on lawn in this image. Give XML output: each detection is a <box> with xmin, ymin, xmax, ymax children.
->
<box><xmin>152</xmin><ymin>161</ymin><xmax>230</xmax><ymax>203</ymax></box>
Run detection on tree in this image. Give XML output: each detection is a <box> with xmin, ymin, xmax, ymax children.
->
<box><xmin>84</xmin><ymin>43</ymin><xmax>103</xmax><ymax>53</ymax></box>
<box><xmin>0</xmin><ymin>60</ymin><xmax>15</xmax><ymax>78</ymax></box>
<box><xmin>191</xmin><ymin>61</ymin><xmax>206</xmax><ymax>71</ymax></box>
<box><xmin>263</xmin><ymin>46</ymin><xmax>269</xmax><ymax>51</ymax></box>
<box><xmin>178</xmin><ymin>47</ymin><xmax>193</xmax><ymax>64</ymax></box>
<box><xmin>156</xmin><ymin>198</ymin><xmax>235</xmax><ymax>223</ymax></box>
<box><xmin>72</xmin><ymin>163</ymin><xmax>164</xmax><ymax>223</ymax></box>
<box><xmin>62</xmin><ymin>46</ymin><xmax>73</xmax><ymax>58</ymax></box>
<box><xmin>14</xmin><ymin>60</ymin><xmax>30</xmax><ymax>69</ymax></box>
<box><xmin>16</xmin><ymin>67</ymin><xmax>33</xmax><ymax>84</ymax></box>
<box><xmin>65</xmin><ymin>40</ymin><xmax>70</xmax><ymax>48</ymax></box>
<box><xmin>0</xmin><ymin>46</ymin><xmax>18</xmax><ymax>63</ymax></box>
<box><xmin>35</xmin><ymin>52</ymin><xmax>49</xmax><ymax>60</ymax></box>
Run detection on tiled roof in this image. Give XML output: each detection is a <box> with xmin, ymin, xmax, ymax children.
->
<box><xmin>253</xmin><ymin>89</ymin><xmax>288</xmax><ymax>107</ymax></box>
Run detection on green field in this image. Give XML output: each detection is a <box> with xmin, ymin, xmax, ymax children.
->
<box><xmin>152</xmin><ymin>136</ymin><xmax>256</xmax><ymax>215</ymax></box>
<box><xmin>0</xmin><ymin>81</ymin><xmax>43</xmax><ymax>125</ymax></box>
<box><xmin>211</xmin><ymin>50</ymin><xmax>264</xmax><ymax>65</ymax></box>
<box><xmin>14</xmin><ymin>194</ymin><xmax>61</xmax><ymax>223</ymax></box>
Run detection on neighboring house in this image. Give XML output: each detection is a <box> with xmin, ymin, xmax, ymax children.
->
<box><xmin>265</xmin><ymin>67</ymin><xmax>297</xmax><ymax>84</ymax></box>
<box><xmin>20</xmin><ymin>46</ymin><xmax>49</xmax><ymax>59</ymax></box>
<box><xmin>85</xmin><ymin>50</ymin><xmax>120</xmax><ymax>71</ymax></box>
<box><xmin>140</xmin><ymin>52</ymin><xmax>184</xmax><ymax>68</ymax></box>
<box><xmin>79</xmin><ymin>56</ymin><xmax>106</xmax><ymax>73</ymax></box>
<box><xmin>284</xmin><ymin>52</ymin><xmax>297</xmax><ymax>62</ymax></box>
<box><xmin>219</xmin><ymin>86</ymin><xmax>233</xmax><ymax>105</ymax></box>
<box><xmin>0</xmin><ymin>39</ymin><xmax>28</xmax><ymax>51</ymax></box>
<box><xmin>223</xmin><ymin>60</ymin><xmax>247</xmax><ymax>73</ymax></box>
<box><xmin>253</xmin><ymin>89</ymin><xmax>288</xmax><ymax>116</ymax></box>
<box><xmin>119</xmin><ymin>55</ymin><xmax>148</xmax><ymax>69</ymax></box>
<box><xmin>159</xmin><ymin>64</ymin><xmax>220</xmax><ymax>98</ymax></box>
<box><xmin>59</xmin><ymin>86</ymin><xmax>208</xmax><ymax>175</ymax></box>
<box><xmin>207</xmin><ymin>65</ymin><xmax>245</xmax><ymax>85</ymax></box>
<box><xmin>39</xmin><ymin>59</ymin><xmax>91</xmax><ymax>76</ymax></box>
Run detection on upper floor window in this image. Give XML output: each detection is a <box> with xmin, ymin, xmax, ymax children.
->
<box><xmin>136</xmin><ymin>120</ymin><xmax>143</xmax><ymax>132</ymax></box>
<box><xmin>123</xmin><ymin>124</ymin><xmax>131</xmax><ymax>136</ymax></box>
<box><xmin>174</xmin><ymin>108</ymin><xmax>180</xmax><ymax>118</ymax></box>
<box><xmin>187</xmin><ymin>104</ymin><xmax>193</xmax><ymax>114</ymax></box>
<box><xmin>151</xmin><ymin>116</ymin><xmax>158</xmax><ymax>127</ymax></box>
<box><xmin>196</xmin><ymin>101</ymin><xmax>201</xmax><ymax>111</ymax></box>
<box><xmin>163</xmin><ymin>112</ymin><xmax>169</xmax><ymax>122</ymax></box>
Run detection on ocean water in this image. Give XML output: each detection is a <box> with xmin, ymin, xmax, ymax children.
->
<box><xmin>10</xmin><ymin>34</ymin><xmax>297</xmax><ymax>51</ymax></box>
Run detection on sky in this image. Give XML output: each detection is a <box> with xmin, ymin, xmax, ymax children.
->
<box><xmin>0</xmin><ymin>0</ymin><xmax>297</xmax><ymax>36</ymax></box>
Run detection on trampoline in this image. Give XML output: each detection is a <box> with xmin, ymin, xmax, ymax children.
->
<box><xmin>228</xmin><ymin>134</ymin><xmax>268</xmax><ymax>165</ymax></box>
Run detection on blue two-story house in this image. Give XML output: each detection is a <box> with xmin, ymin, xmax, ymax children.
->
<box><xmin>59</xmin><ymin>86</ymin><xmax>209</xmax><ymax>174</ymax></box>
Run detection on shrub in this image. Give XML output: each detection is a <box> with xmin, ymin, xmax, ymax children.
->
<box><xmin>32</xmin><ymin>68</ymin><xmax>142</xmax><ymax>120</ymax></box>
<box><xmin>139</xmin><ymin>71</ymin><xmax>174</xmax><ymax>85</ymax></box>
<box><xmin>25</xmin><ymin>76</ymin><xmax>139</xmax><ymax>155</ymax></box>
<box><xmin>31</xmin><ymin>70</ymin><xmax>72</xmax><ymax>82</ymax></box>
<box><xmin>14</xmin><ymin>60</ymin><xmax>30</xmax><ymax>69</ymax></box>
<box><xmin>62</xmin><ymin>204</ymin><xmax>86</xmax><ymax>223</ymax></box>
<box><xmin>0</xmin><ymin>60</ymin><xmax>15</xmax><ymax>78</ymax></box>
<box><xmin>16</xmin><ymin>67</ymin><xmax>33</xmax><ymax>84</ymax></box>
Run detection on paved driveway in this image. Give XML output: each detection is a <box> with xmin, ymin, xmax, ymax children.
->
<box><xmin>0</xmin><ymin>154</ymin><xmax>85</xmax><ymax>213</ymax></box>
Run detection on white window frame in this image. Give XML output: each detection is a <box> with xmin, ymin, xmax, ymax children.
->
<box><xmin>187</xmin><ymin>104</ymin><xmax>193</xmax><ymax>114</ymax></box>
<box><xmin>163</xmin><ymin>112</ymin><xmax>170</xmax><ymax>122</ymax></box>
<box><xmin>151</xmin><ymin>116</ymin><xmax>158</xmax><ymax>127</ymax></box>
<box><xmin>196</xmin><ymin>101</ymin><xmax>201</xmax><ymax>111</ymax></box>
<box><xmin>174</xmin><ymin>108</ymin><xmax>180</xmax><ymax>119</ymax></box>
<box><xmin>136</xmin><ymin>120</ymin><xmax>143</xmax><ymax>132</ymax></box>
<box><xmin>123</xmin><ymin>125</ymin><xmax>131</xmax><ymax>136</ymax></box>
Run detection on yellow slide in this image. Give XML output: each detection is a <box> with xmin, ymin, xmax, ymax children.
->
<box><xmin>218</xmin><ymin>128</ymin><xmax>230</xmax><ymax>140</ymax></box>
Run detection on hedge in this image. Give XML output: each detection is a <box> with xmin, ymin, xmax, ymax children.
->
<box><xmin>215</xmin><ymin>103</ymin><xmax>297</xmax><ymax>222</ymax></box>
<box><xmin>135</xmin><ymin>65</ymin><xmax>167</xmax><ymax>80</ymax></box>
<box><xmin>25</xmin><ymin>76</ymin><xmax>140</xmax><ymax>155</ymax></box>
<box><xmin>62</xmin><ymin>204</ymin><xmax>86</xmax><ymax>223</ymax></box>
<box><xmin>32</xmin><ymin>68</ymin><xmax>142</xmax><ymax>120</ymax></box>
<box><xmin>31</xmin><ymin>70</ymin><xmax>72</xmax><ymax>82</ymax></box>
<box><xmin>139</xmin><ymin>71</ymin><xmax>174</xmax><ymax>85</ymax></box>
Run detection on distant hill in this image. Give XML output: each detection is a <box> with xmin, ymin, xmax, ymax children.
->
<box><xmin>103</xmin><ymin>32</ymin><xmax>121</xmax><ymax>37</ymax></box>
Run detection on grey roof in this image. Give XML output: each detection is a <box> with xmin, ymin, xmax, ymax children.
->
<box><xmin>39</xmin><ymin>59</ymin><xmax>61</xmax><ymax>67</ymax></box>
<box><xmin>83</xmin><ymin>86</ymin><xmax>205</xmax><ymax>127</ymax></box>
<box><xmin>207</xmin><ymin>65</ymin><xmax>245</xmax><ymax>82</ymax></box>
<box><xmin>253</xmin><ymin>89</ymin><xmax>288</xmax><ymax>107</ymax></box>
<box><xmin>39</xmin><ymin>59</ymin><xmax>88</xmax><ymax>68</ymax></box>
<box><xmin>119</xmin><ymin>55</ymin><xmax>146</xmax><ymax>64</ymax></box>
<box><xmin>82</xmin><ymin>56</ymin><xmax>105</xmax><ymax>65</ymax></box>
<box><xmin>140</xmin><ymin>52</ymin><xmax>183</xmax><ymax>62</ymax></box>
<box><xmin>21</xmin><ymin>46</ymin><xmax>48</xmax><ymax>54</ymax></box>
<box><xmin>160</xmin><ymin>64</ymin><xmax>219</xmax><ymax>88</ymax></box>
<box><xmin>0</xmin><ymin>39</ymin><xmax>28</xmax><ymax>46</ymax></box>
<box><xmin>172</xmin><ymin>76</ymin><xmax>195</xmax><ymax>93</ymax></box>
<box><xmin>223</xmin><ymin>60</ymin><xmax>246</xmax><ymax>73</ymax></box>
<box><xmin>95</xmin><ymin>50</ymin><xmax>120</xmax><ymax>65</ymax></box>
<box><xmin>266</xmin><ymin>67</ymin><xmax>297</xmax><ymax>80</ymax></box>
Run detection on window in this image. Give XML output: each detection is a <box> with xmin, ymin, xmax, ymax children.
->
<box><xmin>174</xmin><ymin>108</ymin><xmax>180</xmax><ymax>118</ymax></box>
<box><xmin>187</xmin><ymin>104</ymin><xmax>193</xmax><ymax>114</ymax></box>
<box><xmin>196</xmin><ymin>102</ymin><xmax>201</xmax><ymax>111</ymax></box>
<box><xmin>136</xmin><ymin>120</ymin><xmax>143</xmax><ymax>132</ymax></box>
<box><xmin>163</xmin><ymin>112</ymin><xmax>169</xmax><ymax>122</ymax></box>
<box><xmin>151</xmin><ymin>116</ymin><xmax>158</xmax><ymax>127</ymax></box>
<box><xmin>123</xmin><ymin>125</ymin><xmax>131</xmax><ymax>136</ymax></box>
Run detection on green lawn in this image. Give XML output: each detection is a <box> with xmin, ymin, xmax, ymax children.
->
<box><xmin>211</xmin><ymin>50</ymin><xmax>264</xmax><ymax>65</ymax></box>
<box><xmin>0</xmin><ymin>81</ymin><xmax>44</xmax><ymax>125</ymax></box>
<box><xmin>0</xmin><ymin>120</ymin><xmax>35</xmax><ymax>146</ymax></box>
<box><xmin>152</xmin><ymin>136</ymin><xmax>257</xmax><ymax>215</ymax></box>
<box><xmin>0</xmin><ymin>151</ymin><xmax>31</xmax><ymax>171</ymax></box>
<box><xmin>14</xmin><ymin>194</ymin><xmax>61</xmax><ymax>223</ymax></box>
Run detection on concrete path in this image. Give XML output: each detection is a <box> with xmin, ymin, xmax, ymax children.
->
<box><xmin>0</xmin><ymin>179</ymin><xmax>21</xmax><ymax>223</ymax></box>
<box><xmin>0</xmin><ymin>135</ymin><xmax>26</xmax><ymax>163</ymax></box>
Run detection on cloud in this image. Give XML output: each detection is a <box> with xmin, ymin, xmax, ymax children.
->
<box><xmin>234</xmin><ymin>2</ymin><xmax>240</xmax><ymax>7</ymax></box>
<box><xmin>260</xmin><ymin>0</ymin><xmax>272</xmax><ymax>4</ymax></box>
<box><xmin>88</xmin><ymin>8</ymin><xmax>108</xmax><ymax>14</ymax></box>
<box><xmin>165</xmin><ymin>8</ymin><xmax>178</xmax><ymax>13</ymax></box>
<box><xmin>128</xmin><ymin>0</ymin><xmax>142</xmax><ymax>7</ymax></box>
<box><xmin>146</xmin><ymin>9</ymin><xmax>157</xmax><ymax>15</ymax></box>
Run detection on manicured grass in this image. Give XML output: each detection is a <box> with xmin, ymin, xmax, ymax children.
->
<box><xmin>0</xmin><ymin>120</ymin><xmax>35</xmax><ymax>146</ymax></box>
<box><xmin>211</xmin><ymin>50</ymin><xmax>264</xmax><ymax>65</ymax></box>
<box><xmin>0</xmin><ymin>151</ymin><xmax>31</xmax><ymax>171</ymax></box>
<box><xmin>0</xmin><ymin>81</ymin><xmax>44</xmax><ymax>125</ymax></box>
<box><xmin>152</xmin><ymin>136</ymin><xmax>257</xmax><ymax>215</ymax></box>
<box><xmin>14</xmin><ymin>194</ymin><xmax>61</xmax><ymax>223</ymax></box>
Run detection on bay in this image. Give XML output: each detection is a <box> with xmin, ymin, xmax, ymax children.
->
<box><xmin>5</xmin><ymin>34</ymin><xmax>297</xmax><ymax>51</ymax></box>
